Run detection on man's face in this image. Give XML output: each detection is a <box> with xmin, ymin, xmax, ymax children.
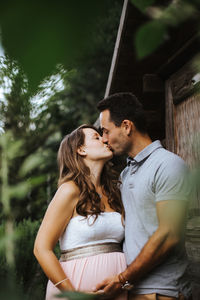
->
<box><xmin>100</xmin><ymin>109</ymin><xmax>130</xmax><ymax>156</ymax></box>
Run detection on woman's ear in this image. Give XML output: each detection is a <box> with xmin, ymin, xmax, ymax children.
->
<box><xmin>77</xmin><ymin>146</ymin><xmax>86</xmax><ymax>157</ymax></box>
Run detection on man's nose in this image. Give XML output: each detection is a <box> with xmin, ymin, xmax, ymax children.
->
<box><xmin>102</xmin><ymin>134</ymin><xmax>108</xmax><ymax>144</ymax></box>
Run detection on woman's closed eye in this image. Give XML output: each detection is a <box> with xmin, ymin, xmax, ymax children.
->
<box><xmin>92</xmin><ymin>133</ymin><xmax>101</xmax><ymax>140</ymax></box>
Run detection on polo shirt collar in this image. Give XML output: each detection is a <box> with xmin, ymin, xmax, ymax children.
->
<box><xmin>127</xmin><ymin>140</ymin><xmax>163</xmax><ymax>166</ymax></box>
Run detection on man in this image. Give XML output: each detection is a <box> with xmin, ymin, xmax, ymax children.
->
<box><xmin>95</xmin><ymin>93</ymin><xmax>192</xmax><ymax>300</ymax></box>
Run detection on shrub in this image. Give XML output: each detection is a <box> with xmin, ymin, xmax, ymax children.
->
<box><xmin>0</xmin><ymin>219</ymin><xmax>53</xmax><ymax>299</ymax></box>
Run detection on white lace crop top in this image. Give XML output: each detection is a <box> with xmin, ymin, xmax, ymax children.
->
<box><xmin>59</xmin><ymin>212</ymin><xmax>124</xmax><ymax>251</ymax></box>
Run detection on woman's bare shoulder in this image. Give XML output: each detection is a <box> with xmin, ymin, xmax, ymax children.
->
<box><xmin>47</xmin><ymin>181</ymin><xmax>80</xmax><ymax>214</ymax></box>
<box><xmin>56</xmin><ymin>181</ymin><xmax>80</xmax><ymax>198</ymax></box>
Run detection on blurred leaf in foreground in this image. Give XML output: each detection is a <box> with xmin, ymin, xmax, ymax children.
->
<box><xmin>57</xmin><ymin>290</ymin><xmax>98</xmax><ymax>300</ymax></box>
<box><xmin>132</xmin><ymin>0</ymin><xmax>200</xmax><ymax>59</ymax></box>
<box><xmin>0</xmin><ymin>0</ymin><xmax>111</xmax><ymax>91</ymax></box>
<box><xmin>135</xmin><ymin>20</ymin><xmax>167</xmax><ymax>59</ymax></box>
<box><xmin>131</xmin><ymin>0</ymin><xmax>155</xmax><ymax>13</ymax></box>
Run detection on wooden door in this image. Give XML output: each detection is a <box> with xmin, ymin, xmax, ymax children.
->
<box><xmin>165</xmin><ymin>61</ymin><xmax>200</xmax><ymax>299</ymax></box>
<box><xmin>166</xmin><ymin>62</ymin><xmax>200</xmax><ymax>214</ymax></box>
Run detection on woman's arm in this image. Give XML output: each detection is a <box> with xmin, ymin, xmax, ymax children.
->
<box><xmin>34</xmin><ymin>181</ymin><xmax>79</xmax><ymax>291</ymax></box>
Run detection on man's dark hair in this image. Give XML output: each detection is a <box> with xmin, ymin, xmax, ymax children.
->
<box><xmin>97</xmin><ymin>92</ymin><xmax>147</xmax><ymax>133</ymax></box>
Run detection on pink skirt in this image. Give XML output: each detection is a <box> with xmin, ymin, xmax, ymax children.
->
<box><xmin>45</xmin><ymin>252</ymin><xmax>127</xmax><ymax>300</ymax></box>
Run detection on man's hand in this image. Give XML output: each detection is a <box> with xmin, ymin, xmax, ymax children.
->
<box><xmin>94</xmin><ymin>275</ymin><xmax>122</xmax><ymax>298</ymax></box>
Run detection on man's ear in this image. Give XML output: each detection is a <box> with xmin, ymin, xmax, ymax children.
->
<box><xmin>77</xmin><ymin>146</ymin><xmax>86</xmax><ymax>157</ymax></box>
<box><xmin>122</xmin><ymin>120</ymin><xmax>134</xmax><ymax>136</ymax></box>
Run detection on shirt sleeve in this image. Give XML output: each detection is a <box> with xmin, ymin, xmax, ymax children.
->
<box><xmin>154</xmin><ymin>154</ymin><xmax>191</xmax><ymax>202</ymax></box>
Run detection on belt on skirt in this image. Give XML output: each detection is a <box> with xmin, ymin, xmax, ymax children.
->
<box><xmin>60</xmin><ymin>242</ymin><xmax>123</xmax><ymax>262</ymax></box>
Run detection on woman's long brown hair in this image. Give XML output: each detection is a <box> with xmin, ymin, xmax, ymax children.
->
<box><xmin>57</xmin><ymin>124</ymin><xmax>124</xmax><ymax>220</ymax></box>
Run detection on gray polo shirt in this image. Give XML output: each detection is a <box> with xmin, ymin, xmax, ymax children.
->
<box><xmin>121</xmin><ymin>140</ymin><xmax>191</xmax><ymax>298</ymax></box>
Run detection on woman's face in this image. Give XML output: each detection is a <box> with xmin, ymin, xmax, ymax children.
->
<box><xmin>80</xmin><ymin>128</ymin><xmax>113</xmax><ymax>162</ymax></box>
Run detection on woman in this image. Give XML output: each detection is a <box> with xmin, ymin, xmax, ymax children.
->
<box><xmin>34</xmin><ymin>124</ymin><xmax>127</xmax><ymax>300</ymax></box>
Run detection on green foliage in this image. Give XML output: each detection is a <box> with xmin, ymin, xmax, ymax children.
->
<box><xmin>0</xmin><ymin>55</ymin><xmax>63</xmax><ymax>220</ymax></box>
<box><xmin>0</xmin><ymin>219</ymin><xmax>47</xmax><ymax>299</ymax></box>
<box><xmin>135</xmin><ymin>20</ymin><xmax>167</xmax><ymax>59</ymax></box>
<box><xmin>58</xmin><ymin>291</ymin><xmax>98</xmax><ymax>300</ymax></box>
<box><xmin>155</xmin><ymin>2</ymin><xmax>197</xmax><ymax>27</ymax></box>
<box><xmin>0</xmin><ymin>274</ymin><xmax>27</xmax><ymax>300</ymax></box>
<box><xmin>0</xmin><ymin>0</ymin><xmax>114</xmax><ymax>90</ymax></box>
<box><xmin>0</xmin><ymin>129</ymin><xmax>47</xmax><ymax>221</ymax></box>
<box><xmin>132</xmin><ymin>0</ymin><xmax>200</xmax><ymax>59</ymax></box>
<box><xmin>0</xmin><ymin>55</ymin><xmax>32</xmax><ymax>134</ymax></box>
<box><xmin>131</xmin><ymin>0</ymin><xmax>156</xmax><ymax>13</ymax></box>
<box><xmin>15</xmin><ymin>219</ymin><xmax>47</xmax><ymax>298</ymax></box>
<box><xmin>19</xmin><ymin>153</ymin><xmax>45</xmax><ymax>177</ymax></box>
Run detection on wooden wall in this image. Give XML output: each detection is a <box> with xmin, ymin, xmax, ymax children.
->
<box><xmin>165</xmin><ymin>61</ymin><xmax>200</xmax><ymax>300</ymax></box>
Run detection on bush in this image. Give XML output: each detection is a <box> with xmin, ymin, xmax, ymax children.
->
<box><xmin>0</xmin><ymin>219</ymin><xmax>49</xmax><ymax>299</ymax></box>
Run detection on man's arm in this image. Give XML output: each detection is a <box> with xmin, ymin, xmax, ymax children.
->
<box><xmin>95</xmin><ymin>199</ymin><xmax>187</xmax><ymax>296</ymax></box>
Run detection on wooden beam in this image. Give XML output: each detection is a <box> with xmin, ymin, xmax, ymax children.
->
<box><xmin>104</xmin><ymin>0</ymin><xmax>129</xmax><ymax>97</ymax></box>
<box><xmin>157</xmin><ymin>34</ymin><xmax>200</xmax><ymax>79</ymax></box>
